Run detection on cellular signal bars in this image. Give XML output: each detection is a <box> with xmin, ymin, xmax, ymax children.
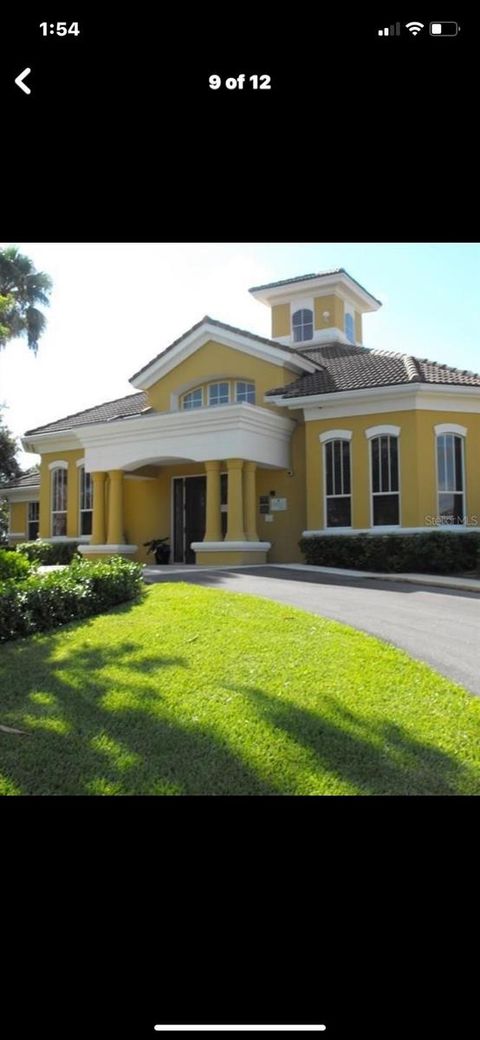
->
<box><xmin>378</xmin><ymin>23</ymin><xmax>401</xmax><ymax>36</ymax></box>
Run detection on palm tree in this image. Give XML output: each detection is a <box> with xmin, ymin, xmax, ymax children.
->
<box><xmin>0</xmin><ymin>246</ymin><xmax>53</xmax><ymax>355</ymax></box>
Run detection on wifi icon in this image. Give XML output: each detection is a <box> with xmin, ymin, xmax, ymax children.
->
<box><xmin>405</xmin><ymin>21</ymin><xmax>424</xmax><ymax>35</ymax></box>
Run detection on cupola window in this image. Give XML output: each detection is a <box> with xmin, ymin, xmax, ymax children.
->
<box><xmin>292</xmin><ymin>308</ymin><xmax>313</xmax><ymax>343</ymax></box>
<box><xmin>344</xmin><ymin>312</ymin><xmax>355</xmax><ymax>343</ymax></box>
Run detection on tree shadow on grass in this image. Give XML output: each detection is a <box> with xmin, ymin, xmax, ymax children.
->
<box><xmin>0</xmin><ymin>638</ymin><xmax>276</xmax><ymax>795</ymax></box>
<box><xmin>223</xmin><ymin>683</ymin><xmax>480</xmax><ymax>795</ymax></box>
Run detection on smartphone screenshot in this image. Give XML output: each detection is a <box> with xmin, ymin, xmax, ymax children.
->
<box><xmin>1</xmin><ymin>9</ymin><xmax>477</xmax><ymax>1039</ymax></box>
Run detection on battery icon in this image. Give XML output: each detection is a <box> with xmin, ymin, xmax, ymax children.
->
<box><xmin>429</xmin><ymin>22</ymin><xmax>460</xmax><ymax>35</ymax></box>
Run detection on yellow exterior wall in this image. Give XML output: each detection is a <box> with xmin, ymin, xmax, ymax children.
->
<box><xmin>256</xmin><ymin>420</ymin><xmax>306</xmax><ymax>562</ymax></box>
<box><xmin>271</xmin><ymin>304</ymin><xmax>290</xmax><ymax>338</ymax></box>
<box><xmin>39</xmin><ymin>449</ymin><xmax>85</xmax><ymax>538</ymax></box>
<box><xmin>355</xmin><ymin>312</ymin><xmax>363</xmax><ymax>343</ymax></box>
<box><xmin>9</xmin><ymin>501</ymin><xmax>27</xmax><ymax>537</ymax></box>
<box><xmin>314</xmin><ymin>295</ymin><xmax>345</xmax><ymax>333</ymax></box>
<box><xmin>146</xmin><ymin>341</ymin><xmax>293</xmax><ymax>415</ymax></box>
<box><xmin>305</xmin><ymin>409</ymin><xmax>480</xmax><ymax>531</ymax></box>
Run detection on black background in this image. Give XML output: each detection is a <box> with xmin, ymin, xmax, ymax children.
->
<box><xmin>1</xmin><ymin>6</ymin><xmax>478</xmax><ymax>1038</ymax></box>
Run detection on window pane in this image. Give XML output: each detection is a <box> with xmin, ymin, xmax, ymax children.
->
<box><xmin>293</xmin><ymin>325</ymin><xmax>303</xmax><ymax>343</ymax></box>
<box><xmin>302</xmin><ymin>322</ymin><xmax>313</xmax><ymax>341</ymax></box>
<box><xmin>183</xmin><ymin>389</ymin><xmax>202</xmax><ymax>409</ymax></box>
<box><xmin>390</xmin><ymin>437</ymin><xmax>399</xmax><ymax>492</ymax></box>
<box><xmin>445</xmin><ymin>435</ymin><xmax>454</xmax><ymax>490</ymax></box>
<box><xmin>342</xmin><ymin>441</ymin><xmax>351</xmax><ymax>494</ymax></box>
<box><xmin>439</xmin><ymin>493</ymin><xmax>464</xmax><ymax>523</ymax></box>
<box><xmin>333</xmin><ymin>441</ymin><xmax>342</xmax><ymax>495</ymax></box>
<box><xmin>371</xmin><ymin>438</ymin><xmax>380</xmax><ymax>493</ymax></box>
<box><xmin>437</xmin><ymin>435</ymin><xmax>446</xmax><ymax>491</ymax></box>
<box><xmin>28</xmin><ymin>501</ymin><xmax>39</xmax><ymax>521</ymax></box>
<box><xmin>52</xmin><ymin>513</ymin><xmax>67</xmax><ymax>536</ymax></box>
<box><xmin>454</xmin><ymin>436</ymin><xmax>463</xmax><ymax>491</ymax></box>
<box><xmin>381</xmin><ymin>437</ymin><xmax>389</xmax><ymax>492</ymax></box>
<box><xmin>327</xmin><ymin>497</ymin><xmax>351</xmax><ymax>528</ymax></box>
<box><xmin>81</xmin><ymin>511</ymin><xmax>93</xmax><ymax>535</ymax></box>
<box><xmin>220</xmin><ymin>473</ymin><xmax>228</xmax><ymax>507</ymax></box>
<box><xmin>325</xmin><ymin>442</ymin><xmax>333</xmax><ymax>496</ymax></box>
<box><xmin>345</xmin><ymin>313</ymin><xmax>355</xmax><ymax>343</ymax></box>
<box><xmin>373</xmin><ymin>494</ymin><xmax>399</xmax><ymax>526</ymax></box>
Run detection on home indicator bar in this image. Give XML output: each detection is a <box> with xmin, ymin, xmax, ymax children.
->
<box><xmin>154</xmin><ymin>1028</ymin><xmax>327</xmax><ymax>1034</ymax></box>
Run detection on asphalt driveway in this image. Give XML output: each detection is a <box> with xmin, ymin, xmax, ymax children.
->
<box><xmin>145</xmin><ymin>566</ymin><xmax>480</xmax><ymax>696</ymax></box>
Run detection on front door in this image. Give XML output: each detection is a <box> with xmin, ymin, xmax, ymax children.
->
<box><xmin>173</xmin><ymin>476</ymin><xmax>206</xmax><ymax>563</ymax></box>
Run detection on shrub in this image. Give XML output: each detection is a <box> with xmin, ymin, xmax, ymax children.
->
<box><xmin>0</xmin><ymin>548</ymin><xmax>32</xmax><ymax>582</ymax></box>
<box><xmin>16</xmin><ymin>540</ymin><xmax>81</xmax><ymax>565</ymax></box>
<box><xmin>299</xmin><ymin>531</ymin><xmax>480</xmax><ymax>574</ymax></box>
<box><xmin>0</xmin><ymin>557</ymin><xmax>144</xmax><ymax>642</ymax></box>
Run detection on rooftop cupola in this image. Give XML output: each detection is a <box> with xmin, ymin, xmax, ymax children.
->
<box><xmin>249</xmin><ymin>268</ymin><xmax>381</xmax><ymax>350</ymax></box>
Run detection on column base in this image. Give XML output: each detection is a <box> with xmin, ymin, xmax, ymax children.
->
<box><xmin>78</xmin><ymin>544</ymin><xmax>138</xmax><ymax>561</ymax></box>
<box><xmin>191</xmin><ymin>541</ymin><xmax>270</xmax><ymax>566</ymax></box>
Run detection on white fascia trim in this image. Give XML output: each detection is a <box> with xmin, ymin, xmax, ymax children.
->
<box><xmin>434</xmin><ymin>422</ymin><xmax>467</xmax><ymax>436</ymax></box>
<box><xmin>250</xmin><ymin>274</ymin><xmax>381</xmax><ymax>312</ymax></box>
<box><xmin>191</xmin><ymin>541</ymin><xmax>271</xmax><ymax>552</ymax></box>
<box><xmin>129</xmin><ymin>325</ymin><xmax>317</xmax><ymax>390</ymax></box>
<box><xmin>21</xmin><ymin>432</ymin><xmax>80</xmax><ymax>454</ymax></box>
<box><xmin>1</xmin><ymin>489</ymin><xmax>40</xmax><ymax>502</ymax></box>
<box><xmin>302</xmin><ymin>526</ymin><xmax>478</xmax><ymax>537</ymax></box>
<box><xmin>365</xmin><ymin>424</ymin><xmax>401</xmax><ymax>438</ymax></box>
<box><xmin>76</xmin><ymin>458</ymin><xmax>86</xmax><ymax>467</ymax></box>
<box><xmin>48</xmin><ymin>460</ymin><xmax>69</xmax><ymax>470</ymax></box>
<box><xmin>319</xmin><ymin>429</ymin><xmax>353</xmax><ymax>443</ymax></box>
<box><xmin>272</xmin><ymin>382</ymin><xmax>480</xmax><ymax>413</ymax></box>
<box><xmin>78</xmin><ymin>544</ymin><xmax>138</xmax><ymax>555</ymax></box>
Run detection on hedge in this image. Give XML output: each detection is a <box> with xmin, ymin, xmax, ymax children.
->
<box><xmin>16</xmin><ymin>540</ymin><xmax>81</xmax><ymax>565</ymax></box>
<box><xmin>299</xmin><ymin>531</ymin><xmax>480</xmax><ymax>574</ymax></box>
<box><xmin>0</xmin><ymin>549</ymin><xmax>32</xmax><ymax>582</ymax></box>
<box><xmin>0</xmin><ymin>557</ymin><xmax>144</xmax><ymax>642</ymax></box>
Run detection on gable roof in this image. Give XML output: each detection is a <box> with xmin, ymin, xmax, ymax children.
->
<box><xmin>129</xmin><ymin>315</ymin><xmax>313</xmax><ymax>385</ymax></box>
<box><xmin>24</xmin><ymin>392</ymin><xmax>148</xmax><ymax>437</ymax></box>
<box><xmin>265</xmin><ymin>342</ymin><xmax>480</xmax><ymax>399</ymax></box>
<box><xmin>249</xmin><ymin>268</ymin><xmax>382</xmax><ymax>305</ymax></box>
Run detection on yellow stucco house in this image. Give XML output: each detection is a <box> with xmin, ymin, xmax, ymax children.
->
<box><xmin>4</xmin><ymin>268</ymin><xmax>480</xmax><ymax>565</ymax></box>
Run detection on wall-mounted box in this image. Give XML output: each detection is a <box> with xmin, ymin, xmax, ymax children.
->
<box><xmin>270</xmin><ymin>497</ymin><xmax>287</xmax><ymax>511</ymax></box>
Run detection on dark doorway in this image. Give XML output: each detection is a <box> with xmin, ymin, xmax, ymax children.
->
<box><xmin>173</xmin><ymin>476</ymin><xmax>206</xmax><ymax>563</ymax></box>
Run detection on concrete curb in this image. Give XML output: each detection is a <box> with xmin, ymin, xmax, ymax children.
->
<box><xmin>266</xmin><ymin>563</ymin><xmax>480</xmax><ymax>593</ymax></box>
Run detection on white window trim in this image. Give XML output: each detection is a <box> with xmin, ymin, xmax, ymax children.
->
<box><xmin>208</xmin><ymin>381</ymin><xmax>231</xmax><ymax>407</ymax></box>
<box><xmin>319</xmin><ymin>429</ymin><xmax>353</xmax><ymax>443</ymax></box>
<box><xmin>323</xmin><ymin>437</ymin><xmax>352</xmax><ymax>530</ymax></box>
<box><xmin>369</xmin><ymin>433</ymin><xmax>401</xmax><ymax>529</ymax></box>
<box><xmin>48</xmin><ymin>459</ymin><xmax>68</xmax><ymax>470</ymax></box>
<box><xmin>365</xmin><ymin>425</ymin><xmax>401</xmax><ymax>439</ymax></box>
<box><xmin>435</xmin><ymin>430</ymin><xmax>467</xmax><ymax>526</ymax></box>
<box><xmin>434</xmin><ymin>423</ymin><xmax>467</xmax><ymax>437</ymax></box>
<box><xmin>291</xmin><ymin>299</ymin><xmax>314</xmax><ymax>344</ymax></box>
<box><xmin>234</xmin><ymin>380</ymin><xmax>255</xmax><ymax>405</ymax></box>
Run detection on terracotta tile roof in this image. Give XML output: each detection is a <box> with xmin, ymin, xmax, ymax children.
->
<box><xmin>1</xmin><ymin>469</ymin><xmax>40</xmax><ymax>490</ymax></box>
<box><xmin>24</xmin><ymin>392</ymin><xmax>149</xmax><ymax>436</ymax></box>
<box><xmin>249</xmin><ymin>268</ymin><xmax>382</xmax><ymax>304</ymax></box>
<box><xmin>266</xmin><ymin>343</ymin><xmax>480</xmax><ymax>398</ymax></box>
<box><xmin>129</xmin><ymin>315</ymin><xmax>305</xmax><ymax>383</ymax></box>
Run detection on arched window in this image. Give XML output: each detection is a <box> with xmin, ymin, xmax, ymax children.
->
<box><xmin>208</xmin><ymin>382</ymin><xmax>229</xmax><ymax>406</ymax></box>
<box><xmin>324</xmin><ymin>438</ymin><xmax>352</xmax><ymax>527</ymax></box>
<box><xmin>370</xmin><ymin>434</ymin><xmax>400</xmax><ymax>526</ymax></box>
<box><xmin>182</xmin><ymin>387</ymin><xmax>203</xmax><ymax>409</ymax></box>
<box><xmin>436</xmin><ymin>431</ymin><xmax>465</xmax><ymax>524</ymax></box>
<box><xmin>79</xmin><ymin>466</ymin><xmax>93</xmax><ymax>535</ymax></box>
<box><xmin>51</xmin><ymin>467</ymin><xmax>68</xmax><ymax>536</ymax></box>
<box><xmin>235</xmin><ymin>381</ymin><xmax>255</xmax><ymax>404</ymax></box>
<box><xmin>292</xmin><ymin>308</ymin><xmax>313</xmax><ymax>343</ymax></box>
<box><xmin>344</xmin><ymin>312</ymin><xmax>355</xmax><ymax>343</ymax></box>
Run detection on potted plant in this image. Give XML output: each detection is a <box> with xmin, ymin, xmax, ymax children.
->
<box><xmin>143</xmin><ymin>537</ymin><xmax>171</xmax><ymax>564</ymax></box>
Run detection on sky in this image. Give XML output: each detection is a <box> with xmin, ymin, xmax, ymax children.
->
<box><xmin>1</xmin><ymin>242</ymin><xmax>479</xmax><ymax>469</ymax></box>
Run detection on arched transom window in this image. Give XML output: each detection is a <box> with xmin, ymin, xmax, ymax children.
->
<box><xmin>180</xmin><ymin>380</ymin><xmax>255</xmax><ymax>409</ymax></box>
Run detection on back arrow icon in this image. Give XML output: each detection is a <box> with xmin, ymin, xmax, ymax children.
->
<box><xmin>15</xmin><ymin>68</ymin><xmax>31</xmax><ymax>94</ymax></box>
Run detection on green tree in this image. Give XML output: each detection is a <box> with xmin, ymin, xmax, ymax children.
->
<box><xmin>0</xmin><ymin>246</ymin><xmax>53</xmax><ymax>355</ymax></box>
<box><xmin>0</xmin><ymin>416</ymin><xmax>22</xmax><ymax>542</ymax></box>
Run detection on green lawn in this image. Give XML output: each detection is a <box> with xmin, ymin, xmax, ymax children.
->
<box><xmin>1</xmin><ymin>583</ymin><xmax>479</xmax><ymax>795</ymax></box>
